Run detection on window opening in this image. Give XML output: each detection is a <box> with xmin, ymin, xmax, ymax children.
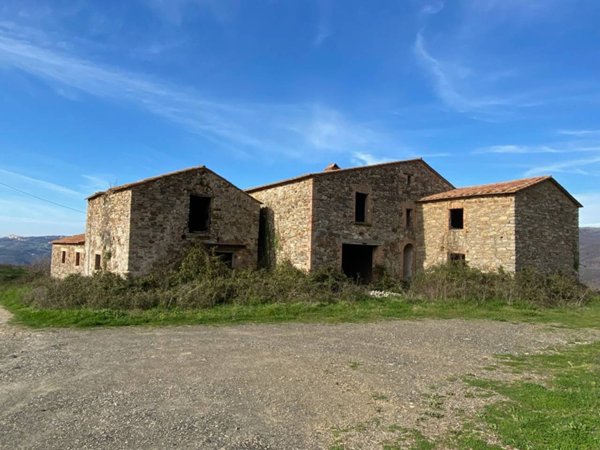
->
<box><xmin>449</xmin><ymin>253</ymin><xmax>466</xmax><ymax>263</ymax></box>
<box><xmin>189</xmin><ymin>195</ymin><xmax>211</xmax><ymax>232</ymax></box>
<box><xmin>61</xmin><ymin>251</ymin><xmax>66</xmax><ymax>264</ymax></box>
<box><xmin>355</xmin><ymin>192</ymin><xmax>368</xmax><ymax>223</ymax></box>
<box><xmin>75</xmin><ymin>252</ymin><xmax>81</xmax><ymax>266</ymax></box>
<box><xmin>405</xmin><ymin>208</ymin><xmax>413</xmax><ymax>229</ymax></box>
<box><xmin>94</xmin><ymin>254</ymin><xmax>101</xmax><ymax>270</ymax></box>
<box><xmin>449</xmin><ymin>208</ymin><xmax>464</xmax><ymax>229</ymax></box>
<box><xmin>215</xmin><ymin>252</ymin><xmax>234</xmax><ymax>269</ymax></box>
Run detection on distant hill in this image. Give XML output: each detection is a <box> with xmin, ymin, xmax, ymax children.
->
<box><xmin>0</xmin><ymin>235</ymin><xmax>61</xmax><ymax>265</ymax></box>
<box><xmin>580</xmin><ymin>227</ymin><xmax>600</xmax><ymax>289</ymax></box>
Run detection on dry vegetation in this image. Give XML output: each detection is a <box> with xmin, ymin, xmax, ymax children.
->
<box><xmin>21</xmin><ymin>245</ymin><xmax>594</xmax><ymax>311</ymax></box>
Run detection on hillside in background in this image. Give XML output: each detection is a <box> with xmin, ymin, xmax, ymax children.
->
<box><xmin>580</xmin><ymin>227</ymin><xmax>600</xmax><ymax>289</ymax></box>
<box><xmin>0</xmin><ymin>235</ymin><xmax>61</xmax><ymax>265</ymax></box>
<box><xmin>0</xmin><ymin>230</ymin><xmax>599</xmax><ymax>288</ymax></box>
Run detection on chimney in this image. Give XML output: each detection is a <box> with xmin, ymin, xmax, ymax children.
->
<box><xmin>324</xmin><ymin>163</ymin><xmax>341</xmax><ymax>172</ymax></box>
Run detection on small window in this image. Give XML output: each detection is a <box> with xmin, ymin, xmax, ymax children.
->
<box><xmin>215</xmin><ymin>252</ymin><xmax>234</xmax><ymax>269</ymax></box>
<box><xmin>405</xmin><ymin>208</ymin><xmax>413</xmax><ymax>229</ymax></box>
<box><xmin>94</xmin><ymin>254</ymin><xmax>101</xmax><ymax>270</ymax></box>
<box><xmin>61</xmin><ymin>251</ymin><xmax>66</xmax><ymax>264</ymax></box>
<box><xmin>355</xmin><ymin>192</ymin><xmax>368</xmax><ymax>223</ymax></box>
<box><xmin>449</xmin><ymin>208</ymin><xmax>464</xmax><ymax>229</ymax></box>
<box><xmin>449</xmin><ymin>253</ymin><xmax>466</xmax><ymax>263</ymax></box>
<box><xmin>189</xmin><ymin>195</ymin><xmax>211</xmax><ymax>232</ymax></box>
<box><xmin>75</xmin><ymin>252</ymin><xmax>81</xmax><ymax>266</ymax></box>
<box><xmin>406</xmin><ymin>174</ymin><xmax>412</xmax><ymax>186</ymax></box>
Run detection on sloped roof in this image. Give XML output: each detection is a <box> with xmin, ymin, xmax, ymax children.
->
<box><xmin>51</xmin><ymin>234</ymin><xmax>85</xmax><ymax>245</ymax></box>
<box><xmin>246</xmin><ymin>158</ymin><xmax>453</xmax><ymax>193</ymax></box>
<box><xmin>87</xmin><ymin>166</ymin><xmax>261</xmax><ymax>204</ymax></box>
<box><xmin>419</xmin><ymin>176</ymin><xmax>582</xmax><ymax>207</ymax></box>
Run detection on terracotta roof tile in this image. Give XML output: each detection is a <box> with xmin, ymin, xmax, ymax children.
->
<box><xmin>51</xmin><ymin>234</ymin><xmax>85</xmax><ymax>245</ymax></box>
<box><xmin>419</xmin><ymin>176</ymin><xmax>582</xmax><ymax>207</ymax></box>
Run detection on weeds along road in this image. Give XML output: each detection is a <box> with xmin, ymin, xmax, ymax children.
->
<box><xmin>1</xmin><ymin>318</ymin><xmax>598</xmax><ymax>449</ymax></box>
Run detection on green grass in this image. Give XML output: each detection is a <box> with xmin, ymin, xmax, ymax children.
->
<box><xmin>449</xmin><ymin>342</ymin><xmax>600</xmax><ymax>450</ymax></box>
<box><xmin>0</xmin><ymin>265</ymin><xmax>27</xmax><ymax>284</ymax></box>
<box><xmin>2</xmin><ymin>285</ymin><xmax>600</xmax><ymax>328</ymax></box>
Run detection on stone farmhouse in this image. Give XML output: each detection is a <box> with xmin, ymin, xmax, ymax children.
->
<box><xmin>51</xmin><ymin>159</ymin><xmax>581</xmax><ymax>281</ymax></box>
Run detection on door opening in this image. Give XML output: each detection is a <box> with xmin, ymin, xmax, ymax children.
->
<box><xmin>342</xmin><ymin>244</ymin><xmax>375</xmax><ymax>283</ymax></box>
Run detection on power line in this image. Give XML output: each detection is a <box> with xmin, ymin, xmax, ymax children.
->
<box><xmin>0</xmin><ymin>181</ymin><xmax>86</xmax><ymax>214</ymax></box>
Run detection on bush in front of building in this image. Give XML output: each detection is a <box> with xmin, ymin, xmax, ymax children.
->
<box><xmin>22</xmin><ymin>246</ymin><xmax>594</xmax><ymax>310</ymax></box>
<box><xmin>408</xmin><ymin>262</ymin><xmax>593</xmax><ymax>307</ymax></box>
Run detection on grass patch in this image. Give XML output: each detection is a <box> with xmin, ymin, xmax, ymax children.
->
<box><xmin>2</xmin><ymin>286</ymin><xmax>600</xmax><ymax>328</ymax></box>
<box><xmin>449</xmin><ymin>342</ymin><xmax>600</xmax><ymax>449</ymax></box>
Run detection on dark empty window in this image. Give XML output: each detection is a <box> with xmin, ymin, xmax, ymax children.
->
<box><xmin>94</xmin><ymin>254</ymin><xmax>101</xmax><ymax>270</ymax></box>
<box><xmin>406</xmin><ymin>174</ymin><xmax>412</xmax><ymax>186</ymax></box>
<box><xmin>75</xmin><ymin>252</ymin><xmax>81</xmax><ymax>266</ymax></box>
<box><xmin>189</xmin><ymin>195</ymin><xmax>211</xmax><ymax>232</ymax></box>
<box><xmin>355</xmin><ymin>192</ymin><xmax>368</xmax><ymax>223</ymax></box>
<box><xmin>449</xmin><ymin>253</ymin><xmax>466</xmax><ymax>263</ymax></box>
<box><xmin>449</xmin><ymin>208</ymin><xmax>464</xmax><ymax>229</ymax></box>
<box><xmin>405</xmin><ymin>209</ymin><xmax>413</xmax><ymax>229</ymax></box>
<box><xmin>61</xmin><ymin>251</ymin><xmax>66</xmax><ymax>264</ymax></box>
<box><xmin>215</xmin><ymin>252</ymin><xmax>234</xmax><ymax>269</ymax></box>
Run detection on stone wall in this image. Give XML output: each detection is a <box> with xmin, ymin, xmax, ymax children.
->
<box><xmin>84</xmin><ymin>190</ymin><xmax>132</xmax><ymax>276</ymax></box>
<box><xmin>50</xmin><ymin>244</ymin><xmax>85</xmax><ymax>278</ymax></box>
<box><xmin>127</xmin><ymin>169</ymin><xmax>260</xmax><ymax>276</ymax></box>
<box><xmin>311</xmin><ymin>160</ymin><xmax>453</xmax><ymax>277</ymax></box>
<box><xmin>250</xmin><ymin>179</ymin><xmax>314</xmax><ymax>271</ymax></box>
<box><xmin>420</xmin><ymin>196</ymin><xmax>517</xmax><ymax>272</ymax></box>
<box><xmin>515</xmin><ymin>181</ymin><xmax>579</xmax><ymax>274</ymax></box>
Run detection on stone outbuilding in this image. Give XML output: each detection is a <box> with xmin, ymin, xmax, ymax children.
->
<box><xmin>50</xmin><ymin>234</ymin><xmax>86</xmax><ymax>278</ymax></box>
<box><xmin>247</xmin><ymin>159</ymin><xmax>454</xmax><ymax>282</ymax></box>
<box><xmin>419</xmin><ymin>176</ymin><xmax>581</xmax><ymax>274</ymax></box>
<box><xmin>51</xmin><ymin>166</ymin><xmax>261</xmax><ymax>278</ymax></box>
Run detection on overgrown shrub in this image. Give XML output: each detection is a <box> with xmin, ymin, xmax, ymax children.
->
<box><xmin>21</xmin><ymin>246</ymin><xmax>594</xmax><ymax>310</ymax></box>
<box><xmin>23</xmin><ymin>246</ymin><xmax>364</xmax><ymax>310</ymax></box>
<box><xmin>408</xmin><ymin>262</ymin><xmax>593</xmax><ymax>307</ymax></box>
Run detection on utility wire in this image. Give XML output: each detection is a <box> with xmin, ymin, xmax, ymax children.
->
<box><xmin>0</xmin><ymin>181</ymin><xmax>86</xmax><ymax>214</ymax></box>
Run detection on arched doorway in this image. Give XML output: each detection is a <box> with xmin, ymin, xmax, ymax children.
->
<box><xmin>403</xmin><ymin>244</ymin><xmax>414</xmax><ymax>281</ymax></box>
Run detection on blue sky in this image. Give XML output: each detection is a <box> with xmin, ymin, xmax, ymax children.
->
<box><xmin>0</xmin><ymin>0</ymin><xmax>599</xmax><ymax>235</ymax></box>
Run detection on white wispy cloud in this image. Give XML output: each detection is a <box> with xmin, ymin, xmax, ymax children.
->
<box><xmin>0</xmin><ymin>24</ymin><xmax>399</xmax><ymax>161</ymax></box>
<box><xmin>525</xmin><ymin>156</ymin><xmax>600</xmax><ymax>177</ymax></box>
<box><xmin>351</xmin><ymin>152</ymin><xmax>392</xmax><ymax>166</ymax></box>
<box><xmin>413</xmin><ymin>32</ymin><xmax>511</xmax><ymax>113</ymax></box>
<box><xmin>313</xmin><ymin>0</ymin><xmax>333</xmax><ymax>46</ymax></box>
<box><xmin>475</xmin><ymin>143</ymin><xmax>600</xmax><ymax>155</ymax></box>
<box><xmin>422</xmin><ymin>1</ymin><xmax>445</xmax><ymax>15</ymax></box>
<box><xmin>558</xmin><ymin>129</ymin><xmax>600</xmax><ymax>137</ymax></box>
<box><xmin>0</xmin><ymin>168</ymin><xmax>84</xmax><ymax>197</ymax></box>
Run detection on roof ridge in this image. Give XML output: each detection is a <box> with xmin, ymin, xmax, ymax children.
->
<box><xmin>419</xmin><ymin>175</ymin><xmax>580</xmax><ymax>207</ymax></box>
<box><xmin>246</xmin><ymin>158</ymin><xmax>450</xmax><ymax>193</ymax></box>
<box><xmin>87</xmin><ymin>165</ymin><xmax>207</xmax><ymax>199</ymax></box>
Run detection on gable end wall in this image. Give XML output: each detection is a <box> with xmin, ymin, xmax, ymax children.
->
<box><xmin>515</xmin><ymin>181</ymin><xmax>579</xmax><ymax>274</ymax></box>
<box><xmin>84</xmin><ymin>190</ymin><xmax>132</xmax><ymax>276</ymax></box>
<box><xmin>127</xmin><ymin>169</ymin><xmax>260</xmax><ymax>276</ymax></box>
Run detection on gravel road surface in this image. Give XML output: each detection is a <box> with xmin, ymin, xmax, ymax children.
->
<box><xmin>1</xmin><ymin>316</ymin><xmax>598</xmax><ymax>449</ymax></box>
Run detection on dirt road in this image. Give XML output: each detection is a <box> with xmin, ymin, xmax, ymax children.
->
<box><xmin>1</xmin><ymin>317</ymin><xmax>597</xmax><ymax>449</ymax></box>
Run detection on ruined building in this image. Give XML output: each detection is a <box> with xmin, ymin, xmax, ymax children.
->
<box><xmin>51</xmin><ymin>159</ymin><xmax>581</xmax><ymax>281</ymax></box>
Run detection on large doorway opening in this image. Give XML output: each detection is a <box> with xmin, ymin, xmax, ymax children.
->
<box><xmin>342</xmin><ymin>244</ymin><xmax>375</xmax><ymax>283</ymax></box>
<box><xmin>403</xmin><ymin>244</ymin><xmax>414</xmax><ymax>281</ymax></box>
